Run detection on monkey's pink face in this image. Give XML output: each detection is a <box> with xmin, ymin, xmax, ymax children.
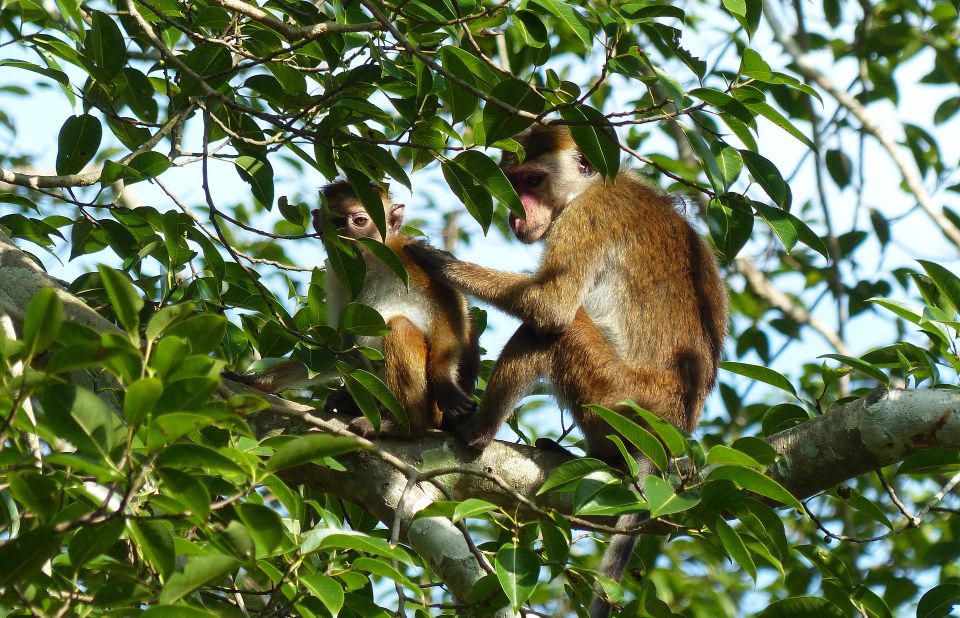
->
<box><xmin>506</xmin><ymin>165</ymin><xmax>556</xmax><ymax>244</ymax></box>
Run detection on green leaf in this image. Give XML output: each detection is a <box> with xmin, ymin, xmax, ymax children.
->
<box><xmin>705</xmin><ymin>515</ymin><xmax>756</xmax><ymax>580</ymax></box>
<box><xmin>825</xmin><ymin>149</ymin><xmax>851</xmax><ymax>188</ymax></box>
<box><xmin>708</xmin><ymin>466</ymin><xmax>803</xmax><ymax>510</ymax></box>
<box><xmin>22</xmin><ymin>287</ymin><xmax>63</xmax><ymax>356</ymax></box>
<box><xmin>87</xmin><ymin>11</ymin><xmax>126</xmax><ymax>77</ymax></box>
<box><xmin>347</xmin><ymin>142</ymin><xmax>411</xmax><ymax>190</ymax></box>
<box><xmin>841</xmin><ymin>487</ymin><xmax>893</xmax><ymax>530</ymax></box>
<box><xmin>896</xmin><ymin>449</ymin><xmax>960</xmax><ymax>476</ymax></box>
<box><xmin>165</xmin><ymin>314</ymin><xmax>228</xmax><ymax>355</ymax></box>
<box><xmin>0</xmin><ymin>527</ymin><xmax>61</xmax><ymax>586</ymax></box>
<box><xmin>39</xmin><ymin>383</ymin><xmax>123</xmax><ymax>459</ymax></box>
<box><xmin>8</xmin><ymin>471</ymin><xmax>60</xmax><ymax>523</ymax></box>
<box><xmin>69</xmin><ymin>518</ymin><xmax>124</xmax><ymax>569</ymax></box>
<box><xmin>621</xmin><ymin>402</ymin><xmax>687</xmax><ymax>456</ymax></box>
<box><xmin>530</xmin><ymin>0</ymin><xmax>591</xmax><ymax>46</ymax></box>
<box><xmin>452</xmin><ymin>498</ymin><xmax>499</xmax><ymax>523</ymax></box>
<box><xmin>301</xmin><ymin>529</ymin><xmax>414</xmax><ymax>565</ymax></box>
<box><xmin>680</xmin><ymin>122</ymin><xmax>725</xmax><ymax>192</ymax></box>
<box><xmin>643</xmin><ymin>476</ymin><xmax>699</xmax><ymax>517</ymax></box>
<box><xmin>740</xmin><ymin>149</ymin><xmax>789</xmax><ymax>208</ymax></box>
<box><xmin>300</xmin><ymin>574</ymin><xmax>345</xmax><ymax>616</ymax></box>
<box><xmin>706</xmin><ymin>445</ymin><xmax>764</xmax><ymax>469</ymax></box>
<box><xmin>744</xmin><ymin>99</ymin><xmax>816</xmax><ymax>151</ymax></box>
<box><xmin>356</xmin><ymin>238</ymin><xmax>408</xmax><ymax>286</ymax></box>
<box><xmin>123</xmin><ymin>377</ymin><xmax>162</xmax><ymax>425</ymax></box>
<box><xmin>179</xmin><ymin>43</ymin><xmax>233</xmax><ymax>95</ymax></box>
<box><xmin>0</xmin><ymin>59</ymin><xmax>69</xmax><ymax>86</ymax></box>
<box><xmin>481</xmin><ymin>81</ymin><xmax>546</xmax><ymax>146</ymax></box>
<box><xmin>722</xmin><ymin>0</ymin><xmax>746</xmax><ymax>16</ymax></box>
<box><xmin>159</xmin><ymin>554</ymin><xmax>240</xmax><ymax>604</ymax></box>
<box><xmin>56</xmin><ymin>114</ymin><xmax>102</xmax><ymax>175</ymax></box>
<box><xmin>155</xmin><ymin>443</ymin><xmax>245</xmax><ymax>475</ymax></box>
<box><xmin>721</xmin><ymin>361</ymin><xmax>798</xmax><ymax>398</ymax></box>
<box><xmin>353</xmin><ymin>556</ymin><xmax>421</xmax><ymax>593</ymax></box>
<box><xmin>452</xmin><ymin>150</ymin><xmax>525</xmax><ymax>221</ymax></box>
<box><xmin>268</xmin><ymin>433</ymin><xmax>364</xmax><ymax>472</ymax></box>
<box><xmin>146</xmin><ymin>302</ymin><xmax>196</xmax><ymax>342</ymax></box>
<box><xmin>819</xmin><ymin>353</ymin><xmax>889</xmax><ymax>385</ymax></box>
<box><xmin>98</xmin><ymin>264</ymin><xmax>144</xmax><ymax>336</ymax></box>
<box><xmin>157</xmin><ymin>467</ymin><xmax>212</xmax><ymax>520</ymax></box>
<box><xmin>127</xmin><ymin>520</ymin><xmax>175</xmax><ymax>578</ymax></box>
<box><xmin>794</xmin><ymin>544</ymin><xmax>852</xmax><ymax>584</ymax></box>
<box><xmin>760</xmin><ymin>403</ymin><xmax>810</xmax><ymax>435</ymax></box>
<box><xmin>917</xmin><ymin>583</ymin><xmax>960</xmax><ymax>618</ymax></box>
<box><xmin>495</xmin><ymin>543</ymin><xmax>541</xmax><ymax>610</ymax></box>
<box><xmin>560</xmin><ymin>106</ymin><xmax>620</xmax><ymax>179</ymax></box>
<box><xmin>852</xmin><ymin>584</ymin><xmax>894</xmax><ymax>618</ymax></box>
<box><xmin>338</xmin><ymin>302</ymin><xmax>388</xmax><ymax>336</ymax></box>
<box><xmin>127</xmin><ymin>151</ymin><xmax>171</xmax><ymax>180</ymax></box>
<box><xmin>235</xmin><ymin>155</ymin><xmax>274</xmax><ymax>209</ymax></box>
<box><xmin>442</xmin><ymin>158</ymin><xmax>495</xmax><ymax>232</ymax></box>
<box><xmin>143</xmin><ymin>607</ymin><xmax>219</xmax><ymax>618</ymax></box>
<box><xmin>537</xmin><ymin>458</ymin><xmax>611</xmax><ymax>494</ymax></box>
<box><xmin>235</xmin><ymin>504</ymin><xmax>286</xmax><ymax>556</ymax></box>
<box><xmin>586</xmin><ymin>405</ymin><xmax>668</xmax><ymax>472</ymax></box>
<box><xmin>756</xmin><ymin>597</ymin><xmax>845</xmax><ymax>618</ymax></box>
<box><xmin>918</xmin><ymin>259</ymin><xmax>960</xmax><ymax>313</ymax></box>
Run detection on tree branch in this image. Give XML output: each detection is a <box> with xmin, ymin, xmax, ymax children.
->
<box><xmin>737</xmin><ymin>256</ymin><xmax>850</xmax><ymax>355</ymax></box>
<box><xmin>207</xmin><ymin>0</ymin><xmax>382</xmax><ymax>40</ymax></box>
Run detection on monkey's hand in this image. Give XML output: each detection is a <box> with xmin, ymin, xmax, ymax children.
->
<box><xmin>434</xmin><ymin>380</ymin><xmax>477</xmax><ymax>422</ymax></box>
<box><xmin>404</xmin><ymin>241</ymin><xmax>457</xmax><ymax>282</ymax></box>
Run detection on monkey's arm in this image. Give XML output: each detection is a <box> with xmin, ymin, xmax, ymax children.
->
<box><xmin>406</xmin><ymin>240</ymin><xmax>598</xmax><ymax>333</ymax></box>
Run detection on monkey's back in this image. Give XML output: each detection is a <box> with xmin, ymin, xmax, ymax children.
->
<box><xmin>565</xmin><ymin>174</ymin><xmax>727</xmax><ymax>428</ymax></box>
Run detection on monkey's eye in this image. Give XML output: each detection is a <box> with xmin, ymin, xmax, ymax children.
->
<box><xmin>352</xmin><ymin>215</ymin><xmax>369</xmax><ymax>227</ymax></box>
<box><xmin>525</xmin><ymin>173</ymin><xmax>544</xmax><ymax>188</ymax></box>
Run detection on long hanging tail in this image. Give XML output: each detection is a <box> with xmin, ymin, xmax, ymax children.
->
<box><xmin>588</xmin><ymin>511</ymin><xmax>645</xmax><ymax>618</ymax></box>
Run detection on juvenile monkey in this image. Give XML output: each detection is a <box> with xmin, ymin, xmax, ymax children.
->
<box><xmin>406</xmin><ymin>124</ymin><xmax>727</xmax><ymax>617</ymax></box>
<box><xmin>231</xmin><ymin>180</ymin><xmax>479</xmax><ymax>438</ymax></box>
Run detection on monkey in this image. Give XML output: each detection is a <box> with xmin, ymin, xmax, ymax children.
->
<box><xmin>228</xmin><ymin>180</ymin><xmax>480</xmax><ymax>438</ymax></box>
<box><xmin>405</xmin><ymin>124</ymin><xmax>727</xmax><ymax>617</ymax></box>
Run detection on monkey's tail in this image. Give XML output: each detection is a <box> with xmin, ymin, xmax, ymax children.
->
<box><xmin>588</xmin><ymin>511</ymin><xmax>645</xmax><ymax>618</ymax></box>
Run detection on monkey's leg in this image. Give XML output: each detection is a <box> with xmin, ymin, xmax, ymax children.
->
<box><xmin>549</xmin><ymin>310</ymin><xmax>686</xmax><ymax>465</ymax></box>
<box><xmin>349</xmin><ymin>315</ymin><xmax>435</xmax><ymax>438</ymax></box>
<box><xmin>456</xmin><ymin>323</ymin><xmax>555</xmax><ymax>451</ymax></box>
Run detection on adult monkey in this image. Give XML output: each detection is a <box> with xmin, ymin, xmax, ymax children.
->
<box><xmin>406</xmin><ymin>124</ymin><xmax>727</xmax><ymax>617</ymax></box>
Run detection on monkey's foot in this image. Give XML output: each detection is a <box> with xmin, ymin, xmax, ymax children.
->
<box><xmin>348</xmin><ymin>417</ymin><xmax>425</xmax><ymax>439</ymax></box>
<box><xmin>435</xmin><ymin>381</ymin><xmax>477</xmax><ymax>422</ymax></box>
<box><xmin>454</xmin><ymin>415</ymin><xmax>496</xmax><ymax>452</ymax></box>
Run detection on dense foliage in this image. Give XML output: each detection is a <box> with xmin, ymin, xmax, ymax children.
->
<box><xmin>1</xmin><ymin>0</ymin><xmax>959</xmax><ymax>615</ymax></box>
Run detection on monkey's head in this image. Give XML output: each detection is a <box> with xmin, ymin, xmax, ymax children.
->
<box><xmin>313</xmin><ymin>180</ymin><xmax>404</xmax><ymax>243</ymax></box>
<box><xmin>500</xmin><ymin>124</ymin><xmax>598</xmax><ymax>244</ymax></box>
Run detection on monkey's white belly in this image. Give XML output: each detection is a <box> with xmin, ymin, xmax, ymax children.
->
<box><xmin>354</xmin><ymin>277</ymin><xmax>431</xmax><ymax>352</ymax></box>
<box><xmin>583</xmin><ymin>265</ymin><xmax>628</xmax><ymax>357</ymax></box>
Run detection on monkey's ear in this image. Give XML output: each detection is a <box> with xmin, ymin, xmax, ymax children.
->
<box><xmin>389</xmin><ymin>203</ymin><xmax>405</xmax><ymax>231</ymax></box>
